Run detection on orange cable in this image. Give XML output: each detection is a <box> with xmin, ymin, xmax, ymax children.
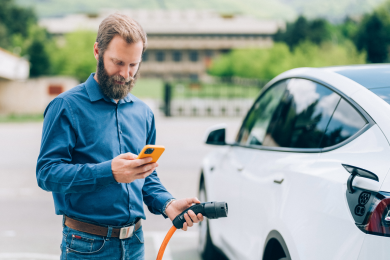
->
<box><xmin>156</xmin><ymin>225</ymin><xmax>177</xmax><ymax>260</ymax></box>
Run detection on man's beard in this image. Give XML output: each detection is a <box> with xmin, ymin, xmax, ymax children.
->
<box><xmin>96</xmin><ymin>55</ymin><xmax>137</xmax><ymax>100</ymax></box>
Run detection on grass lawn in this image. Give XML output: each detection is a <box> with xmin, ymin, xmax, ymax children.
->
<box><xmin>131</xmin><ymin>78</ymin><xmax>163</xmax><ymax>99</ymax></box>
<box><xmin>127</xmin><ymin>77</ymin><xmax>266</xmax><ymax>100</ymax></box>
<box><xmin>172</xmin><ymin>82</ymin><xmax>263</xmax><ymax>99</ymax></box>
<box><xmin>0</xmin><ymin>114</ymin><xmax>44</xmax><ymax>123</ymax></box>
<box><xmin>131</xmin><ymin>79</ymin><xmax>263</xmax><ymax>99</ymax></box>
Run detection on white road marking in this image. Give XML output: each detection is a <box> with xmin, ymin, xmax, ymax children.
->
<box><xmin>0</xmin><ymin>253</ymin><xmax>59</xmax><ymax>259</ymax></box>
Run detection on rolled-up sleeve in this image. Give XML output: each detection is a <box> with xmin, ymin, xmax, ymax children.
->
<box><xmin>36</xmin><ymin>98</ymin><xmax>116</xmax><ymax>194</ymax></box>
<box><xmin>142</xmin><ymin>111</ymin><xmax>174</xmax><ymax>217</ymax></box>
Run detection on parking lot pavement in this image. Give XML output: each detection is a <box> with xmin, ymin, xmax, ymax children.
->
<box><xmin>0</xmin><ymin>115</ymin><xmax>242</xmax><ymax>259</ymax></box>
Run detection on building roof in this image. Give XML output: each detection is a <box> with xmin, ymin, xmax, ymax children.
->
<box><xmin>0</xmin><ymin>48</ymin><xmax>29</xmax><ymax>80</ymax></box>
<box><xmin>39</xmin><ymin>10</ymin><xmax>282</xmax><ymax>35</ymax></box>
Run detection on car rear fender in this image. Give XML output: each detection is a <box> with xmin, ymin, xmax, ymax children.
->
<box><xmin>262</xmin><ymin>230</ymin><xmax>297</xmax><ymax>260</ymax></box>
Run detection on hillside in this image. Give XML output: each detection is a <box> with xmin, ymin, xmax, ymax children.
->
<box><xmin>16</xmin><ymin>0</ymin><xmax>387</xmax><ymax>21</ymax></box>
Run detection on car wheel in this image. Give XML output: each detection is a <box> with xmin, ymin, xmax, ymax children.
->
<box><xmin>198</xmin><ymin>179</ymin><xmax>228</xmax><ymax>260</ymax></box>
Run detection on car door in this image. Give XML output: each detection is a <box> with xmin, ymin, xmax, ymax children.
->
<box><xmin>206</xmin><ymin>144</ymin><xmax>255</xmax><ymax>258</ymax></box>
<box><xmin>207</xmin><ymin>80</ymin><xmax>287</xmax><ymax>259</ymax></box>
<box><xmin>230</xmin><ymin>79</ymin><xmax>294</xmax><ymax>259</ymax></box>
<box><xmin>237</xmin><ymin>78</ymin><xmax>352</xmax><ymax>260</ymax></box>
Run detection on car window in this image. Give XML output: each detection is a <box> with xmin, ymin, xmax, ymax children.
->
<box><xmin>262</xmin><ymin>78</ymin><xmax>340</xmax><ymax>149</ymax></box>
<box><xmin>320</xmin><ymin>99</ymin><xmax>367</xmax><ymax>148</ymax></box>
<box><xmin>236</xmin><ymin>80</ymin><xmax>287</xmax><ymax>145</ymax></box>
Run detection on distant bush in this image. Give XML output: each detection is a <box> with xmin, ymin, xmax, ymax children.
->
<box><xmin>49</xmin><ymin>31</ymin><xmax>97</xmax><ymax>82</ymax></box>
<box><xmin>208</xmin><ymin>41</ymin><xmax>365</xmax><ymax>80</ymax></box>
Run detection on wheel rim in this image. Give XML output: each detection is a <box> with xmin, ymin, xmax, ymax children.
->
<box><xmin>198</xmin><ymin>185</ymin><xmax>208</xmax><ymax>253</ymax></box>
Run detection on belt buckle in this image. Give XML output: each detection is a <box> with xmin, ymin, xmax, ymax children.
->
<box><xmin>119</xmin><ymin>225</ymin><xmax>134</xmax><ymax>239</ymax></box>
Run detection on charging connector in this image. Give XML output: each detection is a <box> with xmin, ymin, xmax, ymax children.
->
<box><xmin>156</xmin><ymin>201</ymin><xmax>228</xmax><ymax>260</ymax></box>
<box><xmin>172</xmin><ymin>202</ymin><xmax>228</xmax><ymax>229</ymax></box>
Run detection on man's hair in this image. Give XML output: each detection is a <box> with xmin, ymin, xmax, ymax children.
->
<box><xmin>96</xmin><ymin>13</ymin><xmax>147</xmax><ymax>55</ymax></box>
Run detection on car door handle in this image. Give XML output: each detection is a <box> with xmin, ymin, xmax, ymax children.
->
<box><xmin>274</xmin><ymin>179</ymin><xmax>284</xmax><ymax>184</ymax></box>
<box><xmin>235</xmin><ymin>164</ymin><xmax>244</xmax><ymax>171</ymax></box>
<box><xmin>228</xmin><ymin>157</ymin><xmax>244</xmax><ymax>171</ymax></box>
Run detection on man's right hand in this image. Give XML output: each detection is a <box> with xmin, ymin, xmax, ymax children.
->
<box><xmin>111</xmin><ymin>153</ymin><xmax>158</xmax><ymax>183</ymax></box>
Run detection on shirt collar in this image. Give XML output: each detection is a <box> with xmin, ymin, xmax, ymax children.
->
<box><xmin>85</xmin><ymin>73</ymin><xmax>134</xmax><ymax>103</ymax></box>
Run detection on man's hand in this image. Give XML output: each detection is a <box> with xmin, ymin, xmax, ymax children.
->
<box><xmin>111</xmin><ymin>153</ymin><xmax>158</xmax><ymax>183</ymax></box>
<box><xmin>165</xmin><ymin>197</ymin><xmax>204</xmax><ymax>231</ymax></box>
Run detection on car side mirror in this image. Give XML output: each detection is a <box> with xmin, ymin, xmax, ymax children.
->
<box><xmin>204</xmin><ymin>124</ymin><xmax>227</xmax><ymax>145</ymax></box>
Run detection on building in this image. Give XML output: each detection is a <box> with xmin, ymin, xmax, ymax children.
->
<box><xmin>39</xmin><ymin>10</ymin><xmax>282</xmax><ymax>80</ymax></box>
<box><xmin>0</xmin><ymin>47</ymin><xmax>78</xmax><ymax>115</ymax></box>
<box><xmin>0</xmin><ymin>47</ymin><xmax>29</xmax><ymax>81</ymax></box>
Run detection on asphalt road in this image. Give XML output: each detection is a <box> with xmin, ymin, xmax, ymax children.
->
<box><xmin>0</xmin><ymin>105</ymin><xmax>242</xmax><ymax>260</ymax></box>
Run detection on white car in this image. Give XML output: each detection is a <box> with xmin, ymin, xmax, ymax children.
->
<box><xmin>198</xmin><ymin>64</ymin><xmax>390</xmax><ymax>260</ymax></box>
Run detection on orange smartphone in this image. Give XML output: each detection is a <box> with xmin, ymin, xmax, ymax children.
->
<box><xmin>137</xmin><ymin>145</ymin><xmax>165</xmax><ymax>163</ymax></box>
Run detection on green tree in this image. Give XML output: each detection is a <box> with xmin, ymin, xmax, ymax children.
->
<box><xmin>338</xmin><ymin>17</ymin><xmax>360</xmax><ymax>40</ymax></box>
<box><xmin>355</xmin><ymin>12</ymin><xmax>389</xmax><ymax>63</ymax></box>
<box><xmin>208</xmin><ymin>41</ymin><xmax>365</xmax><ymax>80</ymax></box>
<box><xmin>274</xmin><ymin>16</ymin><xmax>331</xmax><ymax>49</ymax></box>
<box><xmin>25</xmin><ymin>24</ymin><xmax>53</xmax><ymax>76</ymax></box>
<box><xmin>0</xmin><ymin>0</ymin><xmax>36</xmax><ymax>49</ymax></box>
<box><xmin>50</xmin><ymin>30</ymin><xmax>97</xmax><ymax>82</ymax></box>
<box><xmin>0</xmin><ymin>23</ymin><xmax>8</xmax><ymax>48</ymax></box>
<box><xmin>309</xmin><ymin>19</ymin><xmax>331</xmax><ymax>45</ymax></box>
<box><xmin>28</xmin><ymin>39</ymin><xmax>50</xmax><ymax>76</ymax></box>
<box><xmin>0</xmin><ymin>0</ymin><xmax>53</xmax><ymax>77</ymax></box>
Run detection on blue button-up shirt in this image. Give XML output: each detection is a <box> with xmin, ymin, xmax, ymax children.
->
<box><xmin>36</xmin><ymin>73</ymin><xmax>173</xmax><ymax>226</ymax></box>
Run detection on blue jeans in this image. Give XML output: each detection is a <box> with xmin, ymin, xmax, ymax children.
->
<box><xmin>60</xmin><ymin>225</ymin><xmax>145</xmax><ymax>260</ymax></box>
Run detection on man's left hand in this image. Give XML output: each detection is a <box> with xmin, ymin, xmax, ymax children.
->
<box><xmin>165</xmin><ymin>197</ymin><xmax>204</xmax><ymax>231</ymax></box>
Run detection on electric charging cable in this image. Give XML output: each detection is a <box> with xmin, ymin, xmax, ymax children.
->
<box><xmin>156</xmin><ymin>201</ymin><xmax>228</xmax><ymax>260</ymax></box>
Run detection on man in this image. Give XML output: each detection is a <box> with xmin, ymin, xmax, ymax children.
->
<box><xmin>36</xmin><ymin>13</ymin><xmax>203</xmax><ymax>259</ymax></box>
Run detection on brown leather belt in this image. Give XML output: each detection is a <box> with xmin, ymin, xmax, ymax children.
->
<box><xmin>65</xmin><ymin>216</ymin><xmax>141</xmax><ymax>239</ymax></box>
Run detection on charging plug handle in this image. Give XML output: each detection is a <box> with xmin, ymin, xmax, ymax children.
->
<box><xmin>172</xmin><ymin>201</ymin><xmax>228</xmax><ymax>229</ymax></box>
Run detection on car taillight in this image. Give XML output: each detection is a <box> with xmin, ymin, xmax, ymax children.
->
<box><xmin>347</xmin><ymin>190</ymin><xmax>390</xmax><ymax>237</ymax></box>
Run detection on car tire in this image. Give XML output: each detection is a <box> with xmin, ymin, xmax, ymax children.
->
<box><xmin>198</xmin><ymin>179</ymin><xmax>228</xmax><ymax>260</ymax></box>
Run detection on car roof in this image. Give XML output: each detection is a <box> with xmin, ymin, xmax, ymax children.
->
<box><xmin>323</xmin><ymin>64</ymin><xmax>390</xmax><ymax>89</ymax></box>
<box><xmin>268</xmin><ymin>64</ymin><xmax>390</xmax><ymax>98</ymax></box>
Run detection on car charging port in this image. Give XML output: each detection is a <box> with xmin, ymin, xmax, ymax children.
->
<box><xmin>347</xmin><ymin>189</ymin><xmax>390</xmax><ymax>236</ymax></box>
